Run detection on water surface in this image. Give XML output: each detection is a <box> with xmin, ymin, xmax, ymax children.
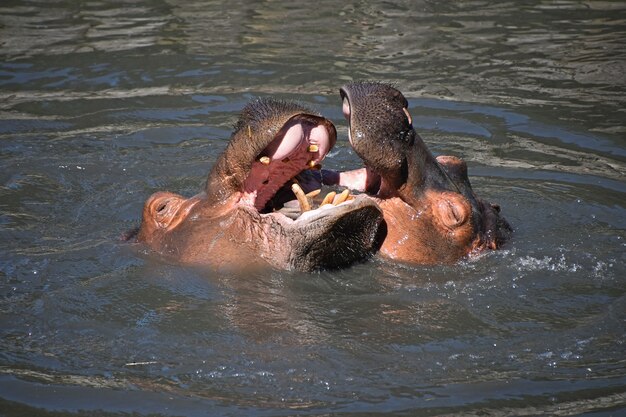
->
<box><xmin>0</xmin><ymin>1</ymin><xmax>624</xmax><ymax>415</ymax></box>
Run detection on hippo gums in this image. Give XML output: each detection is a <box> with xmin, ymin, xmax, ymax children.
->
<box><xmin>328</xmin><ymin>82</ymin><xmax>512</xmax><ymax>264</ymax></box>
<box><xmin>135</xmin><ymin>99</ymin><xmax>384</xmax><ymax>271</ymax></box>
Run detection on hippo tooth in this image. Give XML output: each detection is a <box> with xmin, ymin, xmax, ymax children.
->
<box><xmin>403</xmin><ymin>107</ymin><xmax>413</xmax><ymax>125</ymax></box>
<box><xmin>306</xmin><ymin>189</ymin><xmax>321</xmax><ymax>198</ymax></box>
<box><xmin>259</xmin><ymin>156</ymin><xmax>271</xmax><ymax>165</ymax></box>
<box><xmin>308</xmin><ymin>161</ymin><xmax>321</xmax><ymax>170</ymax></box>
<box><xmin>291</xmin><ymin>183</ymin><xmax>311</xmax><ymax>212</ymax></box>
<box><xmin>308</xmin><ymin>144</ymin><xmax>319</xmax><ymax>153</ymax></box>
<box><xmin>321</xmin><ymin>191</ymin><xmax>336</xmax><ymax>206</ymax></box>
<box><xmin>333</xmin><ymin>189</ymin><xmax>350</xmax><ymax>205</ymax></box>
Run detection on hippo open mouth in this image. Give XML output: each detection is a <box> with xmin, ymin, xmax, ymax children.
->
<box><xmin>136</xmin><ymin>98</ymin><xmax>385</xmax><ymax>271</ymax></box>
<box><xmin>232</xmin><ymin>102</ymin><xmax>367</xmax><ymax>224</ymax></box>
<box><xmin>240</xmin><ymin>110</ymin><xmax>354</xmax><ymax>220</ymax></box>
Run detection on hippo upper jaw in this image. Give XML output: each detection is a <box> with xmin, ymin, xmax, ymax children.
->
<box><xmin>205</xmin><ymin>100</ymin><xmax>337</xmax><ymax>208</ymax></box>
<box><xmin>340</xmin><ymin>83</ymin><xmax>460</xmax><ymax>200</ymax></box>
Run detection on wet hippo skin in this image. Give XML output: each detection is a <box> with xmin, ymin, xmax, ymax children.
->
<box><xmin>136</xmin><ymin>99</ymin><xmax>385</xmax><ymax>271</ymax></box>
<box><xmin>324</xmin><ymin>82</ymin><xmax>512</xmax><ymax>264</ymax></box>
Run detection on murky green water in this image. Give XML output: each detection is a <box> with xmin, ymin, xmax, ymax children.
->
<box><xmin>1</xmin><ymin>1</ymin><xmax>624</xmax><ymax>415</ymax></box>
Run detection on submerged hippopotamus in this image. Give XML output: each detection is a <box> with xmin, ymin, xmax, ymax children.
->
<box><xmin>136</xmin><ymin>99</ymin><xmax>384</xmax><ymax>271</ymax></box>
<box><xmin>323</xmin><ymin>82</ymin><xmax>511</xmax><ymax>264</ymax></box>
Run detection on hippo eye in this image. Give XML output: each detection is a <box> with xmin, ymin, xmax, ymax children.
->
<box><xmin>437</xmin><ymin>196</ymin><xmax>470</xmax><ymax>230</ymax></box>
<box><xmin>450</xmin><ymin>202</ymin><xmax>463</xmax><ymax>224</ymax></box>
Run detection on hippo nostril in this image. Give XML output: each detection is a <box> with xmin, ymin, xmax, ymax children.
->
<box><xmin>156</xmin><ymin>202</ymin><xmax>167</xmax><ymax>213</ymax></box>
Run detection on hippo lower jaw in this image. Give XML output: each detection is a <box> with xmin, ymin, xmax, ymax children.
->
<box><xmin>260</xmin><ymin>193</ymin><xmax>379</xmax><ymax>226</ymax></box>
<box><xmin>269</xmin><ymin>195</ymin><xmax>385</xmax><ymax>271</ymax></box>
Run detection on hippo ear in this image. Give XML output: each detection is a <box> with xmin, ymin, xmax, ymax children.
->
<box><xmin>437</xmin><ymin>155</ymin><xmax>469</xmax><ymax>185</ymax></box>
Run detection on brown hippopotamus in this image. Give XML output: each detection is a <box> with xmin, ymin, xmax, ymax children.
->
<box><xmin>323</xmin><ymin>82</ymin><xmax>512</xmax><ymax>264</ymax></box>
<box><xmin>136</xmin><ymin>99</ymin><xmax>384</xmax><ymax>271</ymax></box>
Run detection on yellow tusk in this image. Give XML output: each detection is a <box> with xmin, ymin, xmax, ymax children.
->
<box><xmin>306</xmin><ymin>189</ymin><xmax>321</xmax><ymax>198</ymax></box>
<box><xmin>259</xmin><ymin>156</ymin><xmax>271</xmax><ymax>165</ymax></box>
<box><xmin>291</xmin><ymin>183</ymin><xmax>311</xmax><ymax>212</ymax></box>
<box><xmin>308</xmin><ymin>161</ymin><xmax>321</xmax><ymax>170</ymax></box>
<box><xmin>308</xmin><ymin>144</ymin><xmax>319</xmax><ymax>153</ymax></box>
<box><xmin>403</xmin><ymin>107</ymin><xmax>413</xmax><ymax>125</ymax></box>
<box><xmin>320</xmin><ymin>191</ymin><xmax>336</xmax><ymax>206</ymax></box>
<box><xmin>333</xmin><ymin>189</ymin><xmax>350</xmax><ymax>205</ymax></box>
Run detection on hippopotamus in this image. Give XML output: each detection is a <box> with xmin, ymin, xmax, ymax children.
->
<box><xmin>323</xmin><ymin>82</ymin><xmax>512</xmax><ymax>264</ymax></box>
<box><xmin>136</xmin><ymin>99</ymin><xmax>384</xmax><ymax>271</ymax></box>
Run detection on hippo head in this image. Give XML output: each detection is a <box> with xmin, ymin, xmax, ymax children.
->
<box><xmin>136</xmin><ymin>99</ymin><xmax>384</xmax><ymax>271</ymax></box>
<box><xmin>338</xmin><ymin>82</ymin><xmax>511</xmax><ymax>264</ymax></box>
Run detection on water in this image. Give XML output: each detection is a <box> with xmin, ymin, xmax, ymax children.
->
<box><xmin>1</xmin><ymin>0</ymin><xmax>624</xmax><ymax>415</ymax></box>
